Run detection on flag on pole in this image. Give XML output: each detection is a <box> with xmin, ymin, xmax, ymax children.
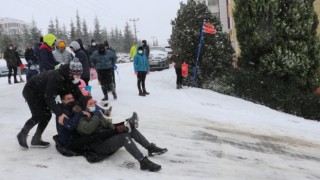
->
<box><xmin>203</xmin><ymin>23</ymin><xmax>217</xmax><ymax>34</ymax></box>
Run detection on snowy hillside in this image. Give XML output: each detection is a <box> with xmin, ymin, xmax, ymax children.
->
<box><xmin>0</xmin><ymin>63</ymin><xmax>320</xmax><ymax>180</ymax></box>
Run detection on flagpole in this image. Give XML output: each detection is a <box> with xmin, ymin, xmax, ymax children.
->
<box><xmin>193</xmin><ymin>19</ymin><xmax>206</xmax><ymax>86</ymax></box>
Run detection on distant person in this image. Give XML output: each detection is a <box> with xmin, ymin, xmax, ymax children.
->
<box><xmin>52</xmin><ymin>39</ymin><xmax>73</xmax><ymax>65</ymax></box>
<box><xmin>70</xmin><ymin>41</ymin><xmax>90</xmax><ymax>86</ymax></box>
<box><xmin>133</xmin><ymin>46</ymin><xmax>150</xmax><ymax>96</ymax></box>
<box><xmin>25</xmin><ymin>44</ymin><xmax>39</xmax><ymax>82</ymax></box>
<box><xmin>4</xmin><ymin>43</ymin><xmax>18</xmax><ymax>84</ymax></box>
<box><xmin>39</xmin><ymin>34</ymin><xmax>59</xmax><ymax>72</ymax></box>
<box><xmin>33</xmin><ymin>36</ymin><xmax>43</xmax><ymax>65</ymax></box>
<box><xmin>142</xmin><ymin>40</ymin><xmax>150</xmax><ymax>59</ymax></box>
<box><xmin>14</xmin><ymin>47</ymin><xmax>24</xmax><ymax>82</ymax></box>
<box><xmin>104</xmin><ymin>41</ymin><xmax>117</xmax><ymax>90</ymax></box>
<box><xmin>88</xmin><ymin>39</ymin><xmax>98</xmax><ymax>57</ymax></box>
<box><xmin>91</xmin><ymin>44</ymin><xmax>118</xmax><ymax>101</ymax></box>
<box><xmin>170</xmin><ymin>51</ymin><xmax>185</xmax><ymax>89</ymax></box>
<box><xmin>16</xmin><ymin>59</ymin><xmax>84</xmax><ymax>149</ymax></box>
<box><xmin>129</xmin><ymin>42</ymin><xmax>139</xmax><ymax>61</ymax></box>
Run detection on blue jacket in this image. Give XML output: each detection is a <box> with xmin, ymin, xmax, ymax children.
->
<box><xmin>56</xmin><ymin>104</ymin><xmax>83</xmax><ymax>147</ymax></box>
<box><xmin>90</xmin><ymin>49</ymin><xmax>117</xmax><ymax>70</ymax></box>
<box><xmin>134</xmin><ymin>49</ymin><xmax>150</xmax><ymax>72</ymax></box>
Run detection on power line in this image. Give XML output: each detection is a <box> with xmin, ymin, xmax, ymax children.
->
<box><xmin>129</xmin><ymin>18</ymin><xmax>139</xmax><ymax>42</ymax></box>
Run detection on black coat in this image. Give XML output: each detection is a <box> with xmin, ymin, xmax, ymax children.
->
<box><xmin>75</xmin><ymin>49</ymin><xmax>90</xmax><ymax>79</ymax></box>
<box><xmin>142</xmin><ymin>44</ymin><xmax>150</xmax><ymax>58</ymax></box>
<box><xmin>25</xmin><ymin>48</ymin><xmax>36</xmax><ymax>63</ymax></box>
<box><xmin>25</xmin><ymin>64</ymin><xmax>83</xmax><ymax>117</ymax></box>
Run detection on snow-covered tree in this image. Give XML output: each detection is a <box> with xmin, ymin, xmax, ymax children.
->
<box><xmin>76</xmin><ymin>11</ymin><xmax>82</xmax><ymax>39</ymax></box>
<box><xmin>48</xmin><ymin>18</ymin><xmax>56</xmax><ymax>35</ymax></box>
<box><xmin>93</xmin><ymin>16</ymin><xmax>102</xmax><ymax>43</ymax></box>
<box><xmin>123</xmin><ymin>22</ymin><xmax>135</xmax><ymax>53</ymax></box>
<box><xmin>29</xmin><ymin>19</ymin><xmax>42</xmax><ymax>45</ymax></box>
<box><xmin>69</xmin><ymin>20</ymin><xmax>76</xmax><ymax>42</ymax></box>
<box><xmin>170</xmin><ymin>0</ymin><xmax>234</xmax><ymax>87</ymax></box>
<box><xmin>234</xmin><ymin>0</ymin><xmax>320</xmax><ymax>89</ymax></box>
<box><xmin>82</xmin><ymin>19</ymin><xmax>90</xmax><ymax>46</ymax></box>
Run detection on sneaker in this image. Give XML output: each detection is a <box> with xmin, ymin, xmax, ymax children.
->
<box><xmin>112</xmin><ymin>91</ymin><xmax>117</xmax><ymax>100</ymax></box>
<box><xmin>148</xmin><ymin>143</ymin><xmax>168</xmax><ymax>156</ymax></box>
<box><xmin>17</xmin><ymin>131</ymin><xmax>28</xmax><ymax>149</ymax></box>
<box><xmin>127</xmin><ymin>112</ymin><xmax>139</xmax><ymax>129</ymax></box>
<box><xmin>139</xmin><ymin>156</ymin><xmax>161</xmax><ymax>172</ymax></box>
<box><xmin>31</xmin><ymin>136</ymin><xmax>50</xmax><ymax>148</ymax></box>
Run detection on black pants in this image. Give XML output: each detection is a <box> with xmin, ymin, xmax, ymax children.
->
<box><xmin>21</xmin><ymin>86</ymin><xmax>52</xmax><ymax>138</ymax></box>
<box><xmin>175</xmin><ymin>68</ymin><xmax>183</xmax><ymax>85</ymax></box>
<box><xmin>137</xmin><ymin>71</ymin><xmax>147</xmax><ymax>90</ymax></box>
<box><xmin>91</xmin><ymin>128</ymin><xmax>151</xmax><ymax>161</ymax></box>
<box><xmin>97</xmin><ymin>68</ymin><xmax>115</xmax><ymax>96</ymax></box>
<box><xmin>8</xmin><ymin>66</ymin><xmax>18</xmax><ymax>82</ymax></box>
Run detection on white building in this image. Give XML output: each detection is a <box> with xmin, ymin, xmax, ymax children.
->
<box><xmin>0</xmin><ymin>17</ymin><xmax>30</xmax><ymax>35</ymax></box>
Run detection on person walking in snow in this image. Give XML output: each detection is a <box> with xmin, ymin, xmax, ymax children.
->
<box><xmin>70</xmin><ymin>41</ymin><xmax>90</xmax><ymax>86</ymax></box>
<box><xmin>39</xmin><ymin>34</ymin><xmax>59</xmax><ymax>72</ymax></box>
<box><xmin>90</xmin><ymin>43</ymin><xmax>118</xmax><ymax>101</ymax></box>
<box><xmin>170</xmin><ymin>51</ymin><xmax>185</xmax><ymax>89</ymax></box>
<box><xmin>133</xmin><ymin>46</ymin><xmax>150</xmax><ymax>96</ymax></box>
<box><xmin>4</xmin><ymin>43</ymin><xmax>18</xmax><ymax>84</ymax></box>
<box><xmin>14</xmin><ymin>47</ymin><xmax>25</xmax><ymax>82</ymax></box>
<box><xmin>16</xmin><ymin>59</ymin><xmax>84</xmax><ymax>149</ymax></box>
<box><xmin>52</xmin><ymin>39</ymin><xmax>73</xmax><ymax>65</ymax></box>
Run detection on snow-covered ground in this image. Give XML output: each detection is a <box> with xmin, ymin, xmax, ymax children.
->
<box><xmin>0</xmin><ymin>63</ymin><xmax>320</xmax><ymax>180</ymax></box>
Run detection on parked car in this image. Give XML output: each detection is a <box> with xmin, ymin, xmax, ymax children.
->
<box><xmin>148</xmin><ymin>46</ymin><xmax>170</xmax><ymax>71</ymax></box>
<box><xmin>0</xmin><ymin>60</ymin><xmax>9</xmax><ymax>77</ymax></box>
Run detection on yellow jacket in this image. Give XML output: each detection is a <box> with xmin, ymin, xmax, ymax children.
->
<box><xmin>130</xmin><ymin>44</ymin><xmax>139</xmax><ymax>60</ymax></box>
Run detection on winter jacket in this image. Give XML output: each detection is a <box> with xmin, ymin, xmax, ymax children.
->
<box><xmin>142</xmin><ymin>44</ymin><xmax>150</xmax><ymax>58</ymax></box>
<box><xmin>52</xmin><ymin>49</ymin><xmax>73</xmax><ymax>64</ymax></box>
<box><xmin>39</xmin><ymin>43</ymin><xmax>59</xmax><ymax>72</ymax></box>
<box><xmin>25</xmin><ymin>64</ymin><xmax>83</xmax><ymax>117</ymax></box>
<box><xmin>25</xmin><ymin>48</ymin><xmax>36</xmax><ymax>63</ymax></box>
<box><xmin>130</xmin><ymin>44</ymin><xmax>139</xmax><ymax>59</ymax></box>
<box><xmin>3</xmin><ymin>48</ymin><xmax>17</xmax><ymax>68</ymax></box>
<box><xmin>70</xmin><ymin>41</ymin><xmax>90</xmax><ymax>79</ymax></box>
<box><xmin>90</xmin><ymin>49</ymin><xmax>117</xmax><ymax>70</ymax></box>
<box><xmin>170</xmin><ymin>54</ymin><xmax>184</xmax><ymax>68</ymax></box>
<box><xmin>88</xmin><ymin>45</ymin><xmax>98</xmax><ymax>56</ymax></box>
<box><xmin>134</xmin><ymin>49</ymin><xmax>150</xmax><ymax>72</ymax></box>
<box><xmin>56</xmin><ymin>104</ymin><xmax>83</xmax><ymax>147</ymax></box>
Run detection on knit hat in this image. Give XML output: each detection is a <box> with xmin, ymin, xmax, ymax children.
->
<box><xmin>138</xmin><ymin>46</ymin><xmax>143</xmax><ymax>51</ymax></box>
<box><xmin>58</xmin><ymin>41</ymin><xmax>65</xmax><ymax>48</ymax></box>
<box><xmin>69</xmin><ymin>57</ymin><xmax>83</xmax><ymax>75</ymax></box>
<box><xmin>78</xmin><ymin>96</ymin><xmax>92</xmax><ymax>110</ymax></box>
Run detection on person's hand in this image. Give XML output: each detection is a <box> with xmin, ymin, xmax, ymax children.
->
<box><xmin>83</xmin><ymin>111</ymin><xmax>91</xmax><ymax>118</ymax></box>
<box><xmin>147</xmin><ymin>71</ymin><xmax>150</xmax><ymax>74</ymax></box>
<box><xmin>135</xmin><ymin>72</ymin><xmax>138</xmax><ymax>76</ymax></box>
<box><xmin>116</xmin><ymin>125</ymin><xmax>127</xmax><ymax>133</ymax></box>
<box><xmin>58</xmin><ymin>114</ymin><xmax>68</xmax><ymax>125</ymax></box>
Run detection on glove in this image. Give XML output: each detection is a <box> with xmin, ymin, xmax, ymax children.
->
<box><xmin>147</xmin><ymin>71</ymin><xmax>150</xmax><ymax>74</ymax></box>
<box><xmin>113</xmin><ymin>64</ymin><xmax>117</xmax><ymax>70</ymax></box>
<box><xmin>135</xmin><ymin>72</ymin><xmax>138</xmax><ymax>76</ymax></box>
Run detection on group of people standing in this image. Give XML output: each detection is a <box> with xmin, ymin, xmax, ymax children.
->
<box><xmin>3</xmin><ymin>43</ymin><xmax>26</xmax><ymax>84</ymax></box>
<box><xmin>15</xmin><ymin>34</ymin><xmax>167</xmax><ymax>172</ymax></box>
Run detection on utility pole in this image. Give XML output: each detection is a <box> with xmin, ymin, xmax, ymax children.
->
<box><xmin>150</xmin><ymin>36</ymin><xmax>156</xmax><ymax>46</ymax></box>
<box><xmin>130</xmin><ymin>18</ymin><xmax>139</xmax><ymax>42</ymax></box>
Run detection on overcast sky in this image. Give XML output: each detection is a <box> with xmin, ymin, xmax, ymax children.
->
<box><xmin>1</xmin><ymin>0</ymin><xmax>188</xmax><ymax>45</ymax></box>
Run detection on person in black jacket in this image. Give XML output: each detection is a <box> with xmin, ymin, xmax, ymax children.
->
<box><xmin>16</xmin><ymin>59</ymin><xmax>84</xmax><ymax>149</ymax></box>
<box><xmin>70</xmin><ymin>41</ymin><xmax>90</xmax><ymax>86</ymax></box>
<box><xmin>142</xmin><ymin>40</ymin><xmax>150</xmax><ymax>60</ymax></box>
<box><xmin>88</xmin><ymin>39</ymin><xmax>98</xmax><ymax>57</ymax></box>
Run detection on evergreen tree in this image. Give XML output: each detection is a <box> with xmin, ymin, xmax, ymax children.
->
<box><xmin>234</xmin><ymin>0</ymin><xmax>320</xmax><ymax>90</ymax></box>
<box><xmin>170</xmin><ymin>0</ymin><xmax>234</xmax><ymax>87</ymax></box>
<box><xmin>69</xmin><ymin>20</ymin><xmax>76</xmax><ymax>42</ymax></box>
<box><xmin>118</xmin><ymin>30</ymin><xmax>124</xmax><ymax>52</ymax></box>
<box><xmin>55</xmin><ymin>17</ymin><xmax>64</xmax><ymax>40</ymax></box>
<box><xmin>48</xmin><ymin>18</ymin><xmax>56</xmax><ymax>34</ymax></box>
<box><xmin>100</xmin><ymin>27</ymin><xmax>108</xmax><ymax>43</ymax></box>
<box><xmin>93</xmin><ymin>16</ymin><xmax>102</xmax><ymax>43</ymax></box>
<box><xmin>123</xmin><ymin>22</ymin><xmax>135</xmax><ymax>53</ymax></box>
<box><xmin>76</xmin><ymin>11</ymin><xmax>82</xmax><ymax>39</ymax></box>
<box><xmin>29</xmin><ymin>19</ymin><xmax>42</xmax><ymax>45</ymax></box>
<box><xmin>82</xmin><ymin>19</ymin><xmax>90</xmax><ymax>46</ymax></box>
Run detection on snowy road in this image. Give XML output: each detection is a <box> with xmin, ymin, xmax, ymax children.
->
<box><xmin>0</xmin><ymin>62</ymin><xmax>320</xmax><ymax>180</ymax></box>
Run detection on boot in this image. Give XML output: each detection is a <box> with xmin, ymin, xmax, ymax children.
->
<box><xmin>112</xmin><ymin>91</ymin><xmax>117</xmax><ymax>100</ymax></box>
<box><xmin>139</xmin><ymin>156</ymin><xmax>161</xmax><ymax>172</ymax></box>
<box><xmin>139</xmin><ymin>89</ymin><xmax>146</xmax><ymax>96</ymax></box>
<box><xmin>101</xmin><ymin>96</ymin><xmax>108</xmax><ymax>101</ymax></box>
<box><xmin>17</xmin><ymin>130</ymin><xmax>28</xmax><ymax>149</ymax></box>
<box><xmin>31</xmin><ymin>136</ymin><xmax>50</xmax><ymax>148</ymax></box>
<box><xmin>8</xmin><ymin>79</ymin><xmax>11</xmax><ymax>85</ymax></box>
<box><xmin>176</xmin><ymin>85</ymin><xmax>179</xmax><ymax>89</ymax></box>
<box><xmin>143</xmin><ymin>89</ymin><xmax>150</xmax><ymax>95</ymax></box>
<box><xmin>14</xmin><ymin>78</ymin><xmax>19</xmax><ymax>83</ymax></box>
<box><xmin>147</xmin><ymin>143</ymin><xmax>168</xmax><ymax>156</ymax></box>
